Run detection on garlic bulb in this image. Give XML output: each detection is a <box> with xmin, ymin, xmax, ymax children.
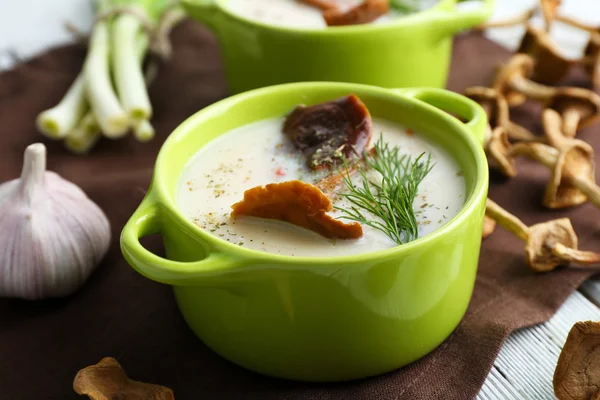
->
<box><xmin>0</xmin><ymin>143</ymin><xmax>111</xmax><ymax>300</ymax></box>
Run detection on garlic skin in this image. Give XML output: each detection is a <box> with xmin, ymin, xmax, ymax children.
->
<box><xmin>0</xmin><ymin>143</ymin><xmax>111</xmax><ymax>300</ymax></box>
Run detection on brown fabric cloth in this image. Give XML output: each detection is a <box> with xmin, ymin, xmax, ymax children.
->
<box><xmin>0</xmin><ymin>23</ymin><xmax>598</xmax><ymax>400</ymax></box>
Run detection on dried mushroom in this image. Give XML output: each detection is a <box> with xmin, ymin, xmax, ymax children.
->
<box><xmin>546</xmin><ymin>87</ymin><xmax>600</xmax><ymax>137</ymax></box>
<box><xmin>493</xmin><ymin>54</ymin><xmax>557</xmax><ymax>106</ymax></box>
<box><xmin>583</xmin><ymin>32</ymin><xmax>600</xmax><ymax>90</ymax></box>
<box><xmin>485</xmin><ymin>199</ymin><xmax>600</xmax><ymax>272</ymax></box>
<box><xmin>517</xmin><ymin>25</ymin><xmax>573</xmax><ymax>84</ymax></box>
<box><xmin>510</xmin><ymin>110</ymin><xmax>598</xmax><ymax>209</ymax></box>
<box><xmin>485</xmin><ymin>126</ymin><xmax>517</xmax><ymax>178</ymax></box>
<box><xmin>283</xmin><ymin>94</ymin><xmax>373</xmax><ymax>170</ymax></box>
<box><xmin>230</xmin><ymin>180</ymin><xmax>363</xmax><ymax>239</ymax></box>
<box><xmin>475</xmin><ymin>8</ymin><xmax>534</xmax><ymax>29</ymax></box>
<box><xmin>554</xmin><ymin>321</ymin><xmax>600</xmax><ymax>400</ymax></box>
<box><xmin>73</xmin><ymin>357</ymin><xmax>174</xmax><ymax>400</ymax></box>
<box><xmin>482</xmin><ymin>215</ymin><xmax>497</xmax><ymax>239</ymax></box>
<box><xmin>464</xmin><ymin>86</ymin><xmax>536</xmax><ymax>141</ymax></box>
<box><xmin>324</xmin><ymin>0</ymin><xmax>389</xmax><ymax>26</ymax></box>
<box><xmin>540</xmin><ymin>0</ymin><xmax>561</xmax><ymax>30</ymax></box>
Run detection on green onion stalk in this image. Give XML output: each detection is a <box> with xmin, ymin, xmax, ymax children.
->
<box><xmin>37</xmin><ymin>0</ymin><xmax>183</xmax><ymax>153</ymax></box>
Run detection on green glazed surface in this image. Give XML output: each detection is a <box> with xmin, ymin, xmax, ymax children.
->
<box><xmin>121</xmin><ymin>82</ymin><xmax>489</xmax><ymax>382</ymax></box>
<box><xmin>180</xmin><ymin>0</ymin><xmax>494</xmax><ymax>94</ymax></box>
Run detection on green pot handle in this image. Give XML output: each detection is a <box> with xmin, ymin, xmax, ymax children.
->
<box><xmin>120</xmin><ymin>194</ymin><xmax>240</xmax><ymax>286</ymax></box>
<box><xmin>180</xmin><ymin>0</ymin><xmax>218</xmax><ymax>31</ymax></box>
<box><xmin>392</xmin><ymin>87</ymin><xmax>488</xmax><ymax>145</ymax></box>
<box><xmin>431</xmin><ymin>0</ymin><xmax>495</xmax><ymax>37</ymax></box>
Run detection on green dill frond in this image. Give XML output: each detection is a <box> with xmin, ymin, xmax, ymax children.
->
<box><xmin>335</xmin><ymin>135</ymin><xmax>434</xmax><ymax>245</ymax></box>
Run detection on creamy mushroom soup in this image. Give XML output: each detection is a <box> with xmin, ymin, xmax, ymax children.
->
<box><xmin>223</xmin><ymin>0</ymin><xmax>437</xmax><ymax>29</ymax></box>
<box><xmin>177</xmin><ymin>117</ymin><xmax>466</xmax><ymax>257</ymax></box>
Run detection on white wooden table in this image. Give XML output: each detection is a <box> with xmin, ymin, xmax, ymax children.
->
<box><xmin>2</xmin><ymin>1</ymin><xmax>600</xmax><ymax>398</ymax></box>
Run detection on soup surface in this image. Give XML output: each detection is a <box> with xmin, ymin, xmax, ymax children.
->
<box><xmin>224</xmin><ymin>0</ymin><xmax>437</xmax><ymax>29</ymax></box>
<box><xmin>177</xmin><ymin>116</ymin><xmax>466</xmax><ymax>257</ymax></box>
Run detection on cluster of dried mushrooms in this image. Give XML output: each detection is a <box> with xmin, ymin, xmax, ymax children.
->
<box><xmin>467</xmin><ymin>1</ymin><xmax>600</xmax><ymax>274</ymax></box>
<box><xmin>475</xmin><ymin>3</ymin><xmax>600</xmax><ymax>398</ymax></box>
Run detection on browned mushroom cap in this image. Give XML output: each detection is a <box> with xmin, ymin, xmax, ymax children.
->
<box><xmin>493</xmin><ymin>54</ymin><xmax>557</xmax><ymax>106</ymax></box>
<box><xmin>546</xmin><ymin>87</ymin><xmax>600</xmax><ymax>138</ymax></box>
<box><xmin>485</xmin><ymin>126</ymin><xmax>517</xmax><ymax>177</ymax></box>
<box><xmin>525</xmin><ymin>218</ymin><xmax>578</xmax><ymax>272</ymax></box>
<box><xmin>73</xmin><ymin>357</ymin><xmax>174</xmax><ymax>400</ymax></box>
<box><xmin>517</xmin><ymin>25</ymin><xmax>573</xmax><ymax>84</ymax></box>
<box><xmin>584</xmin><ymin>32</ymin><xmax>600</xmax><ymax>90</ymax></box>
<box><xmin>540</xmin><ymin>0</ymin><xmax>562</xmax><ymax>30</ymax></box>
<box><xmin>464</xmin><ymin>86</ymin><xmax>536</xmax><ymax>141</ymax></box>
<box><xmin>554</xmin><ymin>321</ymin><xmax>600</xmax><ymax>400</ymax></box>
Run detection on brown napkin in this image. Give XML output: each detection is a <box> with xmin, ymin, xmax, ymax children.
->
<box><xmin>0</xmin><ymin>23</ymin><xmax>598</xmax><ymax>400</ymax></box>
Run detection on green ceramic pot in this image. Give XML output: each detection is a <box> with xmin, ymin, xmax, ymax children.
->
<box><xmin>180</xmin><ymin>0</ymin><xmax>494</xmax><ymax>94</ymax></box>
<box><xmin>121</xmin><ymin>82</ymin><xmax>489</xmax><ymax>382</ymax></box>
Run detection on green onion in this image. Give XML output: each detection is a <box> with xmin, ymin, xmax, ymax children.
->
<box><xmin>36</xmin><ymin>75</ymin><xmax>88</xmax><ymax>139</ymax></box>
<box><xmin>35</xmin><ymin>0</ymin><xmax>181</xmax><ymax>152</ymax></box>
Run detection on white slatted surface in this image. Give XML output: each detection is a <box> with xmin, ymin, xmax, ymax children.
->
<box><xmin>479</xmin><ymin>291</ymin><xmax>600</xmax><ymax>400</ymax></box>
<box><xmin>2</xmin><ymin>1</ymin><xmax>600</xmax><ymax>399</ymax></box>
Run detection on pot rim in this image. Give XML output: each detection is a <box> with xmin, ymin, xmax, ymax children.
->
<box><xmin>149</xmin><ymin>81</ymin><xmax>488</xmax><ymax>266</ymax></box>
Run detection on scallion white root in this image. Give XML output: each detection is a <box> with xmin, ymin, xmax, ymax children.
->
<box><xmin>65</xmin><ymin>112</ymin><xmax>102</xmax><ymax>154</ymax></box>
<box><xmin>84</xmin><ymin>20</ymin><xmax>129</xmax><ymax>138</ymax></box>
<box><xmin>113</xmin><ymin>12</ymin><xmax>152</xmax><ymax>121</ymax></box>
<box><xmin>133</xmin><ymin>119</ymin><xmax>155</xmax><ymax>142</ymax></box>
<box><xmin>36</xmin><ymin>76</ymin><xmax>87</xmax><ymax>139</ymax></box>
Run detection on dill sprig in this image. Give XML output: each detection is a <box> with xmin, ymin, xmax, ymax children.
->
<box><xmin>335</xmin><ymin>135</ymin><xmax>434</xmax><ymax>245</ymax></box>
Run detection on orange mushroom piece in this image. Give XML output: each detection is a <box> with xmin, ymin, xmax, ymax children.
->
<box><xmin>464</xmin><ymin>86</ymin><xmax>536</xmax><ymax>141</ymax></box>
<box><xmin>517</xmin><ymin>25</ymin><xmax>573</xmax><ymax>85</ymax></box>
<box><xmin>73</xmin><ymin>357</ymin><xmax>174</xmax><ymax>400</ymax></box>
<box><xmin>324</xmin><ymin>0</ymin><xmax>389</xmax><ymax>26</ymax></box>
<box><xmin>510</xmin><ymin>109</ymin><xmax>599</xmax><ymax>209</ymax></box>
<box><xmin>485</xmin><ymin>198</ymin><xmax>600</xmax><ymax>272</ymax></box>
<box><xmin>554</xmin><ymin>321</ymin><xmax>600</xmax><ymax>400</ymax></box>
<box><xmin>231</xmin><ymin>180</ymin><xmax>363</xmax><ymax>240</ymax></box>
<box><xmin>492</xmin><ymin>54</ymin><xmax>558</xmax><ymax>106</ymax></box>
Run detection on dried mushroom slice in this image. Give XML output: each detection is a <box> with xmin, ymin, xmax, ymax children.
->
<box><xmin>517</xmin><ymin>25</ymin><xmax>573</xmax><ymax>84</ymax></box>
<box><xmin>485</xmin><ymin>126</ymin><xmax>516</xmax><ymax>178</ymax></box>
<box><xmin>283</xmin><ymin>94</ymin><xmax>373</xmax><ymax>170</ymax></box>
<box><xmin>324</xmin><ymin>0</ymin><xmax>389</xmax><ymax>26</ymax></box>
<box><xmin>475</xmin><ymin>8</ymin><xmax>534</xmax><ymax>29</ymax></box>
<box><xmin>554</xmin><ymin>321</ymin><xmax>600</xmax><ymax>400</ymax></box>
<box><xmin>464</xmin><ymin>86</ymin><xmax>535</xmax><ymax>141</ymax></box>
<box><xmin>230</xmin><ymin>180</ymin><xmax>363</xmax><ymax>239</ymax></box>
<box><xmin>493</xmin><ymin>54</ymin><xmax>557</xmax><ymax>106</ymax></box>
<box><xmin>546</xmin><ymin>87</ymin><xmax>600</xmax><ymax>138</ymax></box>
<box><xmin>73</xmin><ymin>357</ymin><xmax>174</xmax><ymax>400</ymax></box>
<box><xmin>525</xmin><ymin>218</ymin><xmax>578</xmax><ymax>272</ymax></box>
